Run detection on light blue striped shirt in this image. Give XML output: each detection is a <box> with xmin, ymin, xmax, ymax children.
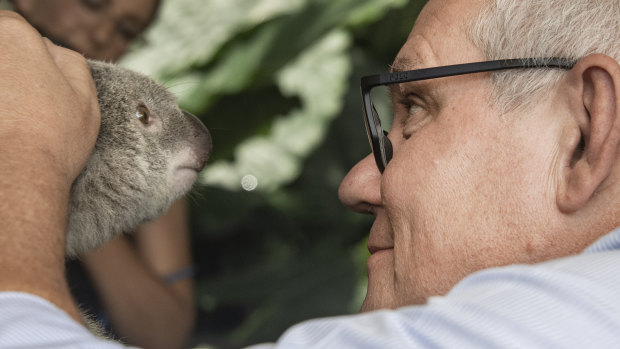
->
<box><xmin>2</xmin><ymin>227</ymin><xmax>620</xmax><ymax>348</ymax></box>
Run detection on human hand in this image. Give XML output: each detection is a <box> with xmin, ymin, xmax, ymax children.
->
<box><xmin>0</xmin><ymin>10</ymin><xmax>100</xmax><ymax>189</ymax></box>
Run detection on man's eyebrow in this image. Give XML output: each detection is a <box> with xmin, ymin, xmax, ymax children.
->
<box><xmin>389</xmin><ymin>56</ymin><xmax>422</xmax><ymax>73</ymax></box>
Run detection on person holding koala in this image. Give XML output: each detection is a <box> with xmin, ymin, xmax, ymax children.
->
<box><xmin>0</xmin><ymin>8</ymin><xmax>103</xmax><ymax>342</ymax></box>
<box><xmin>0</xmin><ymin>8</ymin><xmax>208</xmax><ymax>348</ymax></box>
<box><xmin>1</xmin><ymin>1</ymin><xmax>197</xmax><ymax>348</ymax></box>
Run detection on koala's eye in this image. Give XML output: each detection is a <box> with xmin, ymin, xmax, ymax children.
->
<box><xmin>136</xmin><ymin>105</ymin><xmax>150</xmax><ymax>125</ymax></box>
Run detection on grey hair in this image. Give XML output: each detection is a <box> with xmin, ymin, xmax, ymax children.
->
<box><xmin>468</xmin><ymin>0</ymin><xmax>620</xmax><ymax>113</ymax></box>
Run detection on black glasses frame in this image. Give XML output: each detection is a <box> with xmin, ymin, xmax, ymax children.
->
<box><xmin>360</xmin><ymin>58</ymin><xmax>576</xmax><ymax>173</ymax></box>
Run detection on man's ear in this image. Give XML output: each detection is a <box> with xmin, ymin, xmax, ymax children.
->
<box><xmin>557</xmin><ymin>54</ymin><xmax>620</xmax><ymax>214</ymax></box>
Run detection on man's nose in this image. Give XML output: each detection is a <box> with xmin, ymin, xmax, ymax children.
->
<box><xmin>338</xmin><ymin>153</ymin><xmax>382</xmax><ymax>214</ymax></box>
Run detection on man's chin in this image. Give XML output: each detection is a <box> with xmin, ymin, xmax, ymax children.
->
<box><xmin>359</xmin><ymin>279</ymin><xmax>397</xmax><ymax>312</ymax></box>
<box><xmin>359</xmin><ymin>291</ymin><xmax>400</xmax><ymax>312</ymax></box>
<box><xmin>359</xmin><ymin>297</ymin><xmax>377</xmax><ymax>313</ymax></box>
<box><xmin>360</xmin><ymin>249</ymin><xmax>398</xmax><ymax>312</ymax></box>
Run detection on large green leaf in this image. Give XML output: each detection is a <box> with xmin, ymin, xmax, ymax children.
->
<box><xmin>116</xmin><ymin>1</ymin><xmax>428</xmax><ymax>348</ymax></box>
<box><xmin>199</xmin><ymin>30</ymin><xmax>351</xmax><ymax>192</ymax></box>
<box><xmin>121</xmin><ymin>0</ymin><xmax>308</xmax><ymax>77</ymax></box>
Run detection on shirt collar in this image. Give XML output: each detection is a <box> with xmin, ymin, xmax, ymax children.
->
<box><xmin>584</xmin><ymin>226</ymin><xmax>620</xmax><ymax>254</ymax></box>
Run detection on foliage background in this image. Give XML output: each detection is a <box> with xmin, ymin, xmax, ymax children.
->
<box><xmin>121</xmin><ymin>0</ymin><xmax>425</xmax><ymax>347</ymax></box>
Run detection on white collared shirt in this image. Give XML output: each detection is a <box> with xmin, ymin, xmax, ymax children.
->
<box><xmin>2</xmin><ymin>227</ymin><xmax>620</xmax><ymax>348</ymax></box>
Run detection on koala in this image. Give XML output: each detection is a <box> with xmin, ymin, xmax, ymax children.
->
<box><xmin>65</xmin><ymin>60</ymin><xmax>211</xmax><ymax>258</ymax></box>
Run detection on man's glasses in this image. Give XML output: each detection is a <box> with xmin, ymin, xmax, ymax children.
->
<box><xmin>360</xmin><ymin>58</ymin><xmax>576</xmax><ymax>173</ymax></box>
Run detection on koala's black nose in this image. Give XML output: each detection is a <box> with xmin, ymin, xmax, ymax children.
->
<box><xmin>183</xmin><ymin>110</ymin><xmax>212</xmax><ymax>171</ymax></box>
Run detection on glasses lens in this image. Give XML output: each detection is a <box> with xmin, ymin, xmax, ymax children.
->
<box><xmin>371</xmin><ymin>104</ymin><xmax>387</xmax><ymax>164</ymax></box>
<box><xmin>369</xmin><ymin>86</ymin><xmax>394</xmax><ymax>171</ymax></box>
<box><xmin>370</xmin><ymin>86</ymin><xmax>394</xmax><ymax>132</ymax></box>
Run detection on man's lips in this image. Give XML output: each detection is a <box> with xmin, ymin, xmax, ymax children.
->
<box><xmin>366</xmin><ymin>213</ymin><xmax>393</xmax><ymax>254</ymax></box>
<box><xmin>368</xmin><ymin>245</ymin><xmax>394</xmax><ymax>255</ymax></box>
<box><xmin>366</xmin><ymin>245</ymin><xmax>394</xmax><ymax>270</ymax></box>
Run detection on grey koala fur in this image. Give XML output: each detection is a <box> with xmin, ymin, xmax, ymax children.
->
<box><xmin>65</xmin><ymin>60</ymin><xmax>211</xmax><ymax>258</ymax></box>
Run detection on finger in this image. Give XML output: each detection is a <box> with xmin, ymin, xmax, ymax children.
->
<box><xmin>42</xmin><ymin>38</ymin><xmax>101</xmax><ymax>141</ymax></box>
<box><xmin>43</xmin><ymin>38</ymin><xmax>98</xmax><ymax>107</ymax></box>
<box><xmin>0</xmin><ymin>11</ymin><xmax>48</xmax><ymax>56</ymax></box>
<box><xmin>0</xmin><ymin>10</ymin><xmax>31</xmax><ymax>26</ymax></box>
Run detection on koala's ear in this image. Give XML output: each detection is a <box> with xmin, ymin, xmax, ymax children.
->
<box><xmin>556</xmin><ymin>54</ymin><xmax>620</xmax><ymax>213</ymax></box>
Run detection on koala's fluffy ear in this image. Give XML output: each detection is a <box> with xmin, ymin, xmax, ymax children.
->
<box><xmin>556</xmin><ymin>54</ymin><xmax>620</xmax><ymax>214</ymax></box>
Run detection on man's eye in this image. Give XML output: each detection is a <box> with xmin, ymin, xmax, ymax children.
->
<box><xmin>399</xmin><ymin>98</ymin><xmax>429</xmax><ymax>138</ymax></box>
<box><xmin>407</xmin><ymin>102</ymin><xmax>423</xmax><ymax>116</ymax></box>
<box><xmin>397</xmin><ymin>98</ymin><xmax>424</xmax><ymax>120</ymax></box>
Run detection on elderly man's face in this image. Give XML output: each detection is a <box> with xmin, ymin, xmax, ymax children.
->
<box><xmin>339</xmin><ymin>0</ymin><xmax>584</xmax><ymax>311</ymax></box>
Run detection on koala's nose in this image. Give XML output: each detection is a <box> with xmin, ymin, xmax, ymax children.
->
<box><xmin>183</xmin><ymin>110</ymin><xmax>212</xmax><ymax>171</ymax></box>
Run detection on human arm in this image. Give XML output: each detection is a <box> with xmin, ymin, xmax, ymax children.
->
<box><xmin>80</xmin><ymin>197</ymin><xmax>196</xmax><ymax>349</ymax></box>
<box><xmin>0</xmin><ymin>10</ymin><xmax>99</xmax><ymax>322</ymax></box>
<box><xmin>0</xmin><ymin>9</ymin><xmax>128</xmax><ymax>349</ymax></box>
